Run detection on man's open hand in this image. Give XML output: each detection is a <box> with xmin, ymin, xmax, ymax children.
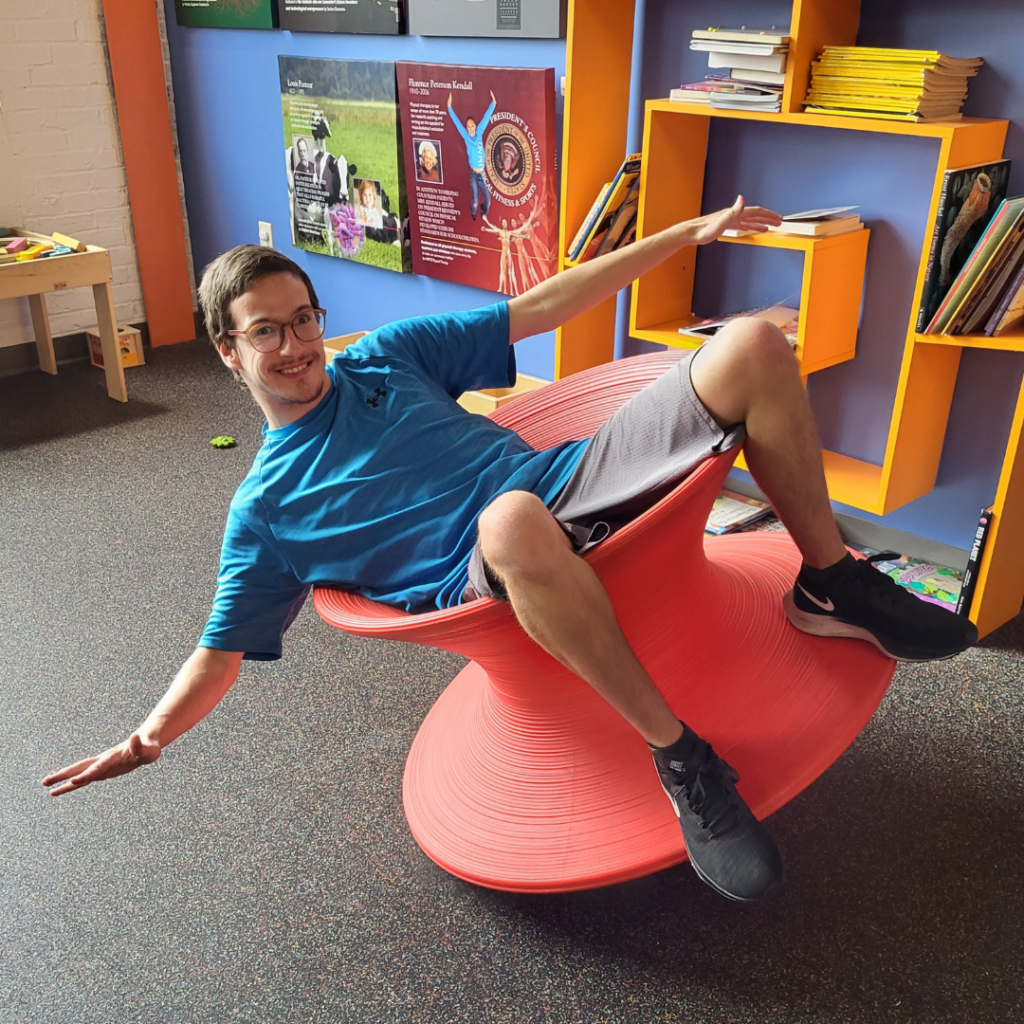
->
<box><xmin>43</xmin><ymin>732</ymin><xmax>161</xmax><ymax>797</ymax></box>
<box><xmin>689</xmin><ymin>195</ymin><xmax>783</xmax><ymax>246</ymax></box>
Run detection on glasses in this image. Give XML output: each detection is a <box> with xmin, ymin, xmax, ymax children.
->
<box><xmin>227</xmin><ymin>308</ymin><xmax>327</xmax><ymax>353</ymax></box>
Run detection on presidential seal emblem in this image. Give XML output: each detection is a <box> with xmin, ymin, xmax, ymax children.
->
<box><xmin>484</xmin><ymin>122</ymin><xmax>533</xmax><ymax>199</ymax></box>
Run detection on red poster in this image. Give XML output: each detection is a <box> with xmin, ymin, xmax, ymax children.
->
<box><xmin>396</xmin><ymin>62</ymin><xmax>558</xmax><ymax>295</ymax></box>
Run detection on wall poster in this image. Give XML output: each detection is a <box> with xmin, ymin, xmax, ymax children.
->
<box><xmin>279</xmin><ymin>55</ymin><xmax>411</xmax><ymax>273</ymax></box>
<box><xmin>278</xmin><ymin>0</ymin><xmax>403</xmax><ymax>35</ymax></box>
<box><xmin>395</xmin><ymin>62</ymin><xmax>557</xmax><ymax>294</ymax></box>
<box><xmin>174</xmin><ymin>0</ymin><xmax>277</xmax><ymax>28</ymax></box>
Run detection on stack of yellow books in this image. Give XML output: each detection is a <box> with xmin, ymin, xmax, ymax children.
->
<box><xmin>804</xmin><ymin>47</ymin><xmax>983</xmax><ymax>122</ymax></box>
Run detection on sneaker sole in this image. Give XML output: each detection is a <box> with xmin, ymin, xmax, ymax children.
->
<box><xmin>782</xmin><ymin>590</ymin><xmax>963</xmax><ymax>663</ymax></box>
<box><xmin>659</xmin><ymin>785</ymin><xmax>771</xmax><ymax>903</ymax></box>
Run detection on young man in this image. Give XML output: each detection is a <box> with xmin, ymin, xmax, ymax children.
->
<box><xmin>448</xmin><ymin>89</ymin><xmax>496</xmax><ymax>220</ymax></box>
<box><xmin>43</xmin><ymin>197</ymin><xmax>977</xmax><ymax>903</ymax></box>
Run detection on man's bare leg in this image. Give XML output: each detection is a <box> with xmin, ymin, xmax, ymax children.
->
<box><xmin>476</xmin><ymin>490</ymin><xmax>682</xmax><ymax>747</ymax></box>
<box><xmin>688</xmin><ymin>317</ymin><xmax>847</xmax><ymax>569</ymax></box>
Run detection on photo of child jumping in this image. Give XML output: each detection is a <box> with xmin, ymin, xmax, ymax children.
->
<box><xmin>447</xmin><ymin>88</ymin><xmax>496</xmax><ymax>220</ymax></box>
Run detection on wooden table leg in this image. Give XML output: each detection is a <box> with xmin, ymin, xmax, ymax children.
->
<box><xmin>92</xmin><ymin>280</ymin><xmax>127</xmax><ymax>402</ymax></box>
<box><xmin>28</xmin><ymin>293</ymin><xmax>57</xmax><ymax>375</ymax></box>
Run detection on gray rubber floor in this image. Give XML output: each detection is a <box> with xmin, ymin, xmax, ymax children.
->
<box><xmin>2</xmin><ymin>341</ymin><xmax>1022</xmax><ymax>1024</ymax></box>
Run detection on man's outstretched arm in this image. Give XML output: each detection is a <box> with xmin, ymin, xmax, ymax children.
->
<box><xmin>506</xmin><ymin>195</ymin><xmax>782</xmax><ymax>344</ymax></box>
<box><xmin>42</xmin><ymin>646</ymin><xmax>244</xmax><ymax>796</ymax></box>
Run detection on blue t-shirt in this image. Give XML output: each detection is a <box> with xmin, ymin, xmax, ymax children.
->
<box><xmin>200</xmin><ymin>303</ymin><xmax>589</xmax><ymax>660</ymax></box>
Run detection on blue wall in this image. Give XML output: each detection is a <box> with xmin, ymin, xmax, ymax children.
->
<box><xmin>164</xmin><ymin>0</ymin><xmax>1024</xmax><ymax>554</ymax></box>
<box><xmin>162</xmin><ymin>6</ymin><xmax>565</xmax><ymax>379</ymax></box>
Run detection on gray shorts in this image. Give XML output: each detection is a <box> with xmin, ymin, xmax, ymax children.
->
<box><xmin>464</xmin><ymin>348</ymin><xmax>746</xmax><ymax>602</ymax></box>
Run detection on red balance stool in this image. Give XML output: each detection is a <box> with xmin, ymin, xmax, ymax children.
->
<box><xmin>314</xmin><ymin>351</ymin><xmax>895</xmax><ymax>893</ymax></box>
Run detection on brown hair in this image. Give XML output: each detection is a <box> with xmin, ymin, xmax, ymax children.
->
<box><xmin>198</xmin><ymin>245</ymin><xmax>319</xmax><ymax>348</ymax></box>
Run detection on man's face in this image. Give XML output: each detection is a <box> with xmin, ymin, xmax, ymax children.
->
<box><xmin>466</xmin><ymin>118</ymin><xmax>477</xmax><ymax>137</ymax></box>
<box><xmin>296</xmin><ymin>140</ymin><xmax>309</xmax><ymax>164</ymax></box>
<box><xmin>217</xmin><ymin>272</ymin><xmax>329</xmax><ymax>430</ymax></box>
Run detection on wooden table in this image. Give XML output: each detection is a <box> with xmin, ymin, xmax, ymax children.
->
<box><xmin>0</xmin><ymin>242</ymin><xmax>127</xmax><ymax>402</ymax></box>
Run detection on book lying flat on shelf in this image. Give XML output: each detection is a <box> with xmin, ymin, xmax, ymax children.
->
<box><xmin>729</xmin><ymin>68</ymin><xmax>786</xmax><ymax>86</ymax></box>
<box><xmin>679</xmin><ymin>304</ymin><xmax>799</xmax><ymax>345</ymax></box>
<box><xmin>690</xmin><ymin>40</ymin><xmax>787</xmax><ymax>56</ymax></box>
<box><xmin>767</xmin><ymin>207</ymin><xmax>862</xmax><ymax>237</ymax></box>
<box><xmin>915</xmin><ymin>160</ymin><xmax>1012</xmax><ymax>332</ymax></box>
<box><xmin>691</xmin><ymin>28</ymin><xmax>790</xmax><ymax>46</ymax></box>
<box><xmin>707</xmin><ymin>51</ymin><xmax>787</xmax><ymax>74</ymax></box>
<box><xmin>856</xmin><ymin>549</ymin><xmax>965</xmax><ymax>613</ymax></box>
<box><xmin>705</xmin><ymin>490</ymin><xmax>773</xmax><ymax>535</ymax></box>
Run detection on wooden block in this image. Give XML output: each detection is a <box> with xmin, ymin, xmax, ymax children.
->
<box><xmin>5</xmin><ymin>237</ymin><xmax>27</xmax><ymax>254</ymax></box>
<box><xmin>51</xmin><ymin>231</ymin><xmax>86</xmax><ymax>253</ymax></box>
<box><xmin>457</xmin><ymin>373</ymin><xmax>549</xmax><ymax>414</ymax></box>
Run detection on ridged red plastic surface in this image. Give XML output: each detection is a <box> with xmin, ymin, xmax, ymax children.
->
<box><xmin>314</xmin><ymin>352</ymin><xmax>895</xmax><ymax>892</ymax></box>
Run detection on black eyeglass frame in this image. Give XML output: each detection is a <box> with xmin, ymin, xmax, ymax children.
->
<box><xmin>226</xmin><ymin>308</ymin><xmax>328</xmax><ymax>353</ymax></box>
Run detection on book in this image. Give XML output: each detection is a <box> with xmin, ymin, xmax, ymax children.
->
<box><xmin>680</xmin><ymin>304</ymin><xmax>800</xmax><ymax>345</ymax></box>
<box><xmin>729</xmin><ymin>68</ymin><xmax>786</xmax><ymax>86</ymax></box>
<box><xmin>593</xmin><ymin>177</ymin><xmax>641</xmax><ymax>259</ymax></box>
<box><xmin>768</xmin><ymin>216</ymin><xmax>862</xmax><ymax>237</ymax></box>
<box><xmin>707</xmin><ymin>51</ymin><xmax>787</xmax><ymax>74</ymax></box>
<box><xmin>174</xmin><ymin>0</ymin><xmax>276</xmax><ymax>28</ymax></box>
<box><xmin>567</xmin><ymin>153</ymin><xmax>642</xmax><ymax>262</ymax></box>
<box><xmin>279</xmin><ymin>56</ymin><xmax>410</xmax><ymax>273</ymax></box>
<box><xmin>568</xmin><ymin>183</ymin><xmax>611</xmax><ymax>256</ymax></box>
<box><xmin>955</xmin><ymin>506</ymin><xmax>994</xmax><ymax>616</ymax></box>
<box><xmin>915</xmin><ymin>160</ymin><xmax>1012</xmax><ymax>332</ymax></box>
<box><xmin>984</xmin><ymin>260</ymin><xmax>1024</xmax><ymax>336</ymax></box>
<box><xmin>705</xmin><ymin>490</ymin><xmax>773</xmax><ymax>535</ymax></box>
<box><xmin>926</xmin><ymin>196</ymin><xmax>1024</xmax><ymax>334</ymax></box>
<box><xmin>859</xmin><ymin>551</ymin><xmax>965</xmax><ymax>613</ymax></box>
<box><xmin>689</xmin><ymin>41</ymin><xmax>788</xmax><ymax>57</ymax></box>
<box><xmin>691</xmin><ymin>28</ymin><xmax>790</xmax><ymax>46</ymax></box>
<box><xmin>407</xmin><ymin>0</ymin><xmax>567</xmax><ymax>38</ymax></box>
<box><xmin>396</xmin><ymin>62</ymin><xmax>558</xmax><ymax>294</ymax></box>
<box><xmin>949</xmin><ymin>222</ymin><xmax>1024</xmax><ymax>334</ymax></box>
<box><xmin>279</xmin><ymin>0</ymin><xmax>403</xmax><ymax>34</ymax></box>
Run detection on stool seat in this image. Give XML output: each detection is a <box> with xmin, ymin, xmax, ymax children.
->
<box><xmin>314</xmin><ymin>352</ymin><xmax>895</xmax><ymax>892</ymax></box>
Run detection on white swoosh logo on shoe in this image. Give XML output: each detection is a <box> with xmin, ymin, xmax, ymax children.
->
<box><xmin>798</xmin><ymin>584</ymin><xmax>835</xmax><ymax>612</ymax></box>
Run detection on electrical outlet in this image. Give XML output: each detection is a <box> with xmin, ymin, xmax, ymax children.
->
<box><xmin>258</xmin><ymin>221</ymin><xmax>273</xmax><ymax>248</ymax></box>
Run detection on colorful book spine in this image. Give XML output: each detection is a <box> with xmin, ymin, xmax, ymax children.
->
<box><xmin>956</xmin><ymin>505</ymin><xmax>994</xmax><ymax>616</ymax></box>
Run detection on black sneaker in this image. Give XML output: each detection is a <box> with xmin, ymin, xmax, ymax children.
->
<box><xmin>651</xmin><ymin>728</ymin><xmax>785</xmax><ymax>901</ymax></box>
<box><xmin>784</xmin><ymin>552</ymin><xmax>978</xmax><ymax>661</ymax></box>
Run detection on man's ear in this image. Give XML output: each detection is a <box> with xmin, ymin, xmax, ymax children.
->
<box><xmin>215</xmin><ymin>338</ymin><xmax>243</xmax><ymax>373</ymax></box>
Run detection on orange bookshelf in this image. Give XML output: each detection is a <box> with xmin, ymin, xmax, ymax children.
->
<box><xmin>554</xmin><ymin>0</ymin><xmax>1024</xmax><ymax>637</ymax></box>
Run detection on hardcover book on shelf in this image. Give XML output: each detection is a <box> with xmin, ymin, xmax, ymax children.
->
<box><xmin>680</xmin><ymin>304</ymin><xmax>799</xmax><ymax>346</ymax></box>
<box><xmin>768</xmin><ymin>207</ymin><xmax>862</xmax><ymax>237</ymax></box>
<box><xmin>691</xmin><ymin>28</ymin><xmax>789</xmax><ymax>46</ymax></box>
<box><xmin>707</xmin><ymin>51</ymin><xmax>787</xmax><ymax>74</ymax></box>
<box><xmin>174</xmin><ymin>0</ymin><xmax>276</xmax><ymax>28</ymax></box>
<box><xmin>915</xmin><ymin>160</ymin><xmax>1012</xmax><ymax>332</ymax></box>
<box><xmin>566</xmin><ymin>153</ymin><xmax>641</xmax><ymax>263</ymax></box>
<box><xmin>955</xmin><ymin>506</ymin><xmax>994</xmax><ymax>616</ymax></box>
<box><xmin>279</xmin><ymin>0</ymin><xmax>403</xmax><ymax>34</ymax></box>
<box><xmin>396</xmin><ymin>62</ymin><xmax>558</xmax><ymax>294</ymax></box>
<box><xmin>279</xmin><ymin>56</ymin><xmax>411</xmax><ymax>273</ymax></box>
<box><xmin>926</xmin><ymin>196</ymin><xmax>1024</xmax><ymax>335</ymax></box>
<box><xmin>705</xmin><ymin>490</ymin><xmax>773</xmax><ymax>535</ymax></box>
<box><xmin>407</xmin><ymin>0</ymin><xmax>567</xmax><ymax>38</ymax></box>
<box><xmin>949</xmin><ymin>216</ymin><xmax>1024</xmax><ymax>334</ymax></box>
<box><xmin>984</xmin><ymin>261</ymin><xmax>1024</xmax><ymax>336</ymax></box>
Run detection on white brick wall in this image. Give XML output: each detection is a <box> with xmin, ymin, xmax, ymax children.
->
<box><xmin>0</xmin><ymin>0</ymin><xmax>193</xmax><ymax>352</ymax></box>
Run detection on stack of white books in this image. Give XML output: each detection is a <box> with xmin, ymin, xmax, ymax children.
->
<box><xmin>689</xmin><ymin>27</ymin><xmax>790</xmax><ymax>111</ymax></box>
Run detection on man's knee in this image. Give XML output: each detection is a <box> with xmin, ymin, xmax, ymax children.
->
<box><xmin>477</xmin><ymin>491</ymin><xmax>569</xmax><ymax>579</ymax></box>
